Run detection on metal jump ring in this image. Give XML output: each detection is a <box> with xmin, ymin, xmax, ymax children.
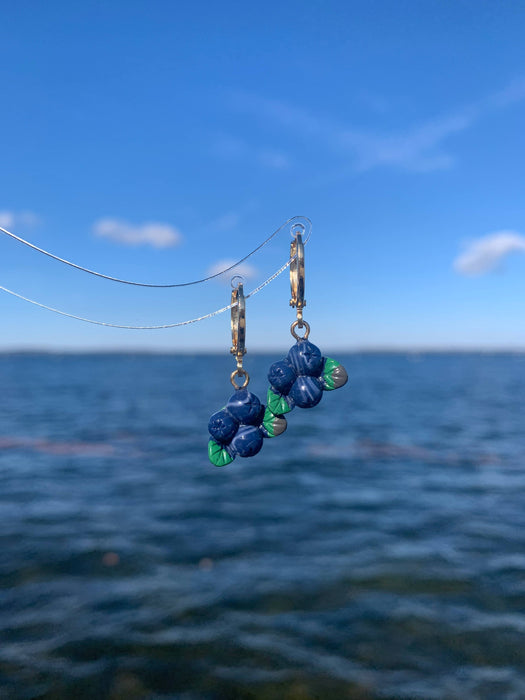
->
<box><xmin>230</xmin><ymin>368</ymin><xmax>250</xmax><ymax>389</ymax></box>
<box><xmin>291</xmin><ymin>319</ymin><xmax>310</xmax><ymax>340</ymax></box>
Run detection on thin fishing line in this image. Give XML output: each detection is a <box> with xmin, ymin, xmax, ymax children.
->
<box><xmin>0</xmin><ymin>284</ymin><xmax>233</xmax><ymax>328</ymax></box>
<box><xmin>0</xmin><ymin>216</ymin><xmax>311</xmax><ymax>288</ymax></box>
<box><xmin>0</xmin><ymin>255</ymin><xmax>296</xmax><ymax>329</ymax></box>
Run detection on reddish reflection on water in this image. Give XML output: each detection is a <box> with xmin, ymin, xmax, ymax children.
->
<box><xmin>0</xmin><ymin>435</ymin><xmax>116</xmax><ymax>456</ymax></box>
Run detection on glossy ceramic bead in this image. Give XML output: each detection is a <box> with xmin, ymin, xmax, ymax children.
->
<box><xmin>289</xmin><ymin>375</ymin><xmax>323</xmax><ymax>408</ymax></box>
<box><xmin>287</xmin><ymin>340</ymin><xmax>323</xmax><ymax>377</ymax></box>
<box><xmin>267</xmin><ymin>360</ymin><xmax>296</xmax><ymax>394</ymax></box>
<box><xmin>230</xmin><ymin>425</ymin><xmax>264</xmax><ymax>457</ymax></box>
<box><xmin>226</xmin><ymin>389</ymin><xmax>263</xmax><ymax>425</ymax></box>
<box><xmin>208</xmin><ymin>408</ymin><xmax>238</xmax><ymax>442</ymax></box>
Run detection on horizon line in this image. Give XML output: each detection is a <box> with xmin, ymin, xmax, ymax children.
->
<box><xmin>2</xmin><ymin>345</ymin><xmax>525</xmax><ymax>355</ymax></box>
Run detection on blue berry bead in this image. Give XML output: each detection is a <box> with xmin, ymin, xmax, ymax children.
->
<box><xmin>230</xmin><ymin>425</ymin><xmax>264</xmax><ymax>458</ymax></box>
<box><xmin>289</xmin><ymin>375</ymin><xmax>324</xmax><ymax>408</ymax></box>
<box><xmin>208</xmin><ymin>408</ymin><xmax>238</xmax><ymax>443</ymax></box>
<box><xmin>226</xmin><ymin>389</ymin><xmax>262</xmax><ymax>425</ymax></box>
<box><xmin>268</xmin><ymin>359</ymin><xmax>296</xmax><ymax>394</ymax></box>
<box><xmin>287</xmin><ymin>340</ymin><xmax>323</xmax><ymax>377</ymax></box>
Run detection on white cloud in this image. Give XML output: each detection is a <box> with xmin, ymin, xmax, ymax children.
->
<box><xmin>207</xmin><ymin>259</ymin><xmax>257</xmax><ymax>284</ymax></box>
<box><xmin>0</xmin><ymin>210</ymin><xmax>39</xmax><ymax>230</ymax></box>
<box><xmin>454</xmin><ymin>231</ymin><xmax>525</xmax><ymax>275</ymax></box>
<box><xmin>93</xmin><ymin>218</ymin><xmax>182</xmax><ymax>248</ymax></box>
<box><xmin>229</xmin><ymin>77</ymin><xmax>525</xmax><ymax>172</ymax></box>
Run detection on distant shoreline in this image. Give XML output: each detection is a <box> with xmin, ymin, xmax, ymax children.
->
<box><xmin>2</xmin><ymin>348</ymin><xmax>525</xmax><ymax>356</ymax></box>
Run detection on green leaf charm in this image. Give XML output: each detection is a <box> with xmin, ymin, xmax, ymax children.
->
<box><xmin>323</xmin><ymin>357</ymin><xmax>349</xmax><ymax>391</ymax></box>
<box><xmin>267</xmin><ymin>388</ymin><xmax>292</xmax><ymax>415</ymax></box>
<box><xmin>262</xmin><ymin>406</ymin><xmax>287</xmax><ymax>438</ymax></box>
<box><xmin>208</xmin><ymin>439</ymin><xmax>234</xmax><ymax>467</ymax></box>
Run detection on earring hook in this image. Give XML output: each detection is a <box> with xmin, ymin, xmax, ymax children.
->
<box><xmin>290</xmin><ymin>232</ymin><xmax>306</xmax><ymax>325</ymax></box>
<box><xmin>230</xmin><ymin>280</ymin><xmax>249</xmax><ymax>388</ymax></box>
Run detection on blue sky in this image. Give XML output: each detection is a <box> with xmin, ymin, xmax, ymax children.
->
<box><xmin>2</xmin><ymin>1</ymin><xmax>525</xmax><ymax>351</ymax></box>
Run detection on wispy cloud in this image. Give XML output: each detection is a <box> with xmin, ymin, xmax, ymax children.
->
<box><xmin>196</xmin><ymin>200</ymin><xmax>259</xmax><ymax>239</ymax></box>
<box><xmin>93</xmin><ymin>218</ymin><xmax>182</xmax><ymax>248</ymax></box>
<box><xmin>207</xmin><ymin>211</ymin><xmax>242</xmax><ymax>233</ymax></box>
<box><xmin>212</xmin><ymin>135</ymin><xmax>291</xmax><ymax>170</ymax></box>
<box><xmin>345</xmin><ymin>112</ymin><xmax>472</xmax><ymax>172</ymax></box>
<box><xmin>207</xmin><ymin>258</ymin><xmax>257</xmax><ymax>284</ymax></box>
<box><xmin>258</xmin><ymin>149</ymin><xmax>290</xmax><ymax>169</ymax></box>
<box><xmin>229</xmin><ymin>77</ymin><xmax>525</xmax><ymax>172</ymax></box>
<box><xmin>483</xmin><ymin>76</ymin><xmax>525</xmax><ymax>110</ymax></box>
<box><xmin>0</xmin><ymin>210</ymin><xmax>39</xmax><ymax>230</ymax></box>
<box><xmin>454</xmin><ymin>231</ymin><xmax>525</xmax><ymax>275</ymax></box>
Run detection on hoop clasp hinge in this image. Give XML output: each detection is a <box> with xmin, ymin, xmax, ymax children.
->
<box><xmin>230</xmin><ymin>282</ymin><xmax>249</xmax><ymax>388</ymax></box>
<box><xmin>290</xmin><ymin>232</ymin><xmax>306</xmax><ymax>328</ymax></box>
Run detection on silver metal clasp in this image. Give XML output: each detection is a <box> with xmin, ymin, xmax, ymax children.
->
<box><xmin>290</xmin><ymin>232</ymin><xmax>306</xmax><ymax>324</ymax></box>
<box><xmin>230</xmin><ymin>280</ymin><xmax>248</xmax><ymax>388</ymax></box>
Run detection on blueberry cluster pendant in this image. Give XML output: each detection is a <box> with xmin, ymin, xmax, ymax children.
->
<box><xmin>208</xmin><ymin>387</ymin><xmax>286</xmax><ymax>467</ymax></box>
<box><xmin>207</xmin><ymin>281</ymin><xmax>287</xmax><ymax>467</ymax></box>
<box><xmin>207</xmin><ymin>223</ymin><xmax>348</xmax><ymax>467</ymax></box>
<box><xmin>267</xmin><ymin>338</ymin><xmax>348</xmax><ymax>415</ymax></box>
<box><xmin>267</xmin><ymin>230</ymin><xmax>347</xmax><ymax>415</ymax></box>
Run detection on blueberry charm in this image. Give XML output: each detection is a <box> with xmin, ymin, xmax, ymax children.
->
<box><xmin>266</xmin><ymin>221</ymin><xmax>348</xmax><ymax>424</ymax></box>
<box><xmin>207</xmin><ymin>279</ymin><xmax>287</xmax><ymax>467</ymax></box>
<box><xmin>267</xmin><ymin>338</ymin><xmax>348</xmax><ymax>415</ymax></box>
<box><xmin>208</xmin><ymin>388</ymin><xmax>287</xmax><ymax>467</ymax></box>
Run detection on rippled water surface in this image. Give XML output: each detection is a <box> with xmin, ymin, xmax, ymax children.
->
<box><xmin>1</xmin><ymin>353</ymin><xmax>525</xmax><ymax>699</ymax></box>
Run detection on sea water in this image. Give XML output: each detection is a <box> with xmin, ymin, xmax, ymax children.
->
<box><xmin>0</xmin><ymin>353</ymin><xmax>524</xmax><ymax>699</ymax></box>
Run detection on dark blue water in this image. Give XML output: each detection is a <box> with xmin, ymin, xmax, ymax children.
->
<box><xmin>1</xmin><ymin>353</ymin><xmax>525</xmax><ymax>699</ymax></box>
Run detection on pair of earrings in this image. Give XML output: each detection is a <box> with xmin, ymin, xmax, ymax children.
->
<box><xmin>207</xmin><ymin>228</ymin><xmax>348</xmax><ymax>467</ymax></box>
